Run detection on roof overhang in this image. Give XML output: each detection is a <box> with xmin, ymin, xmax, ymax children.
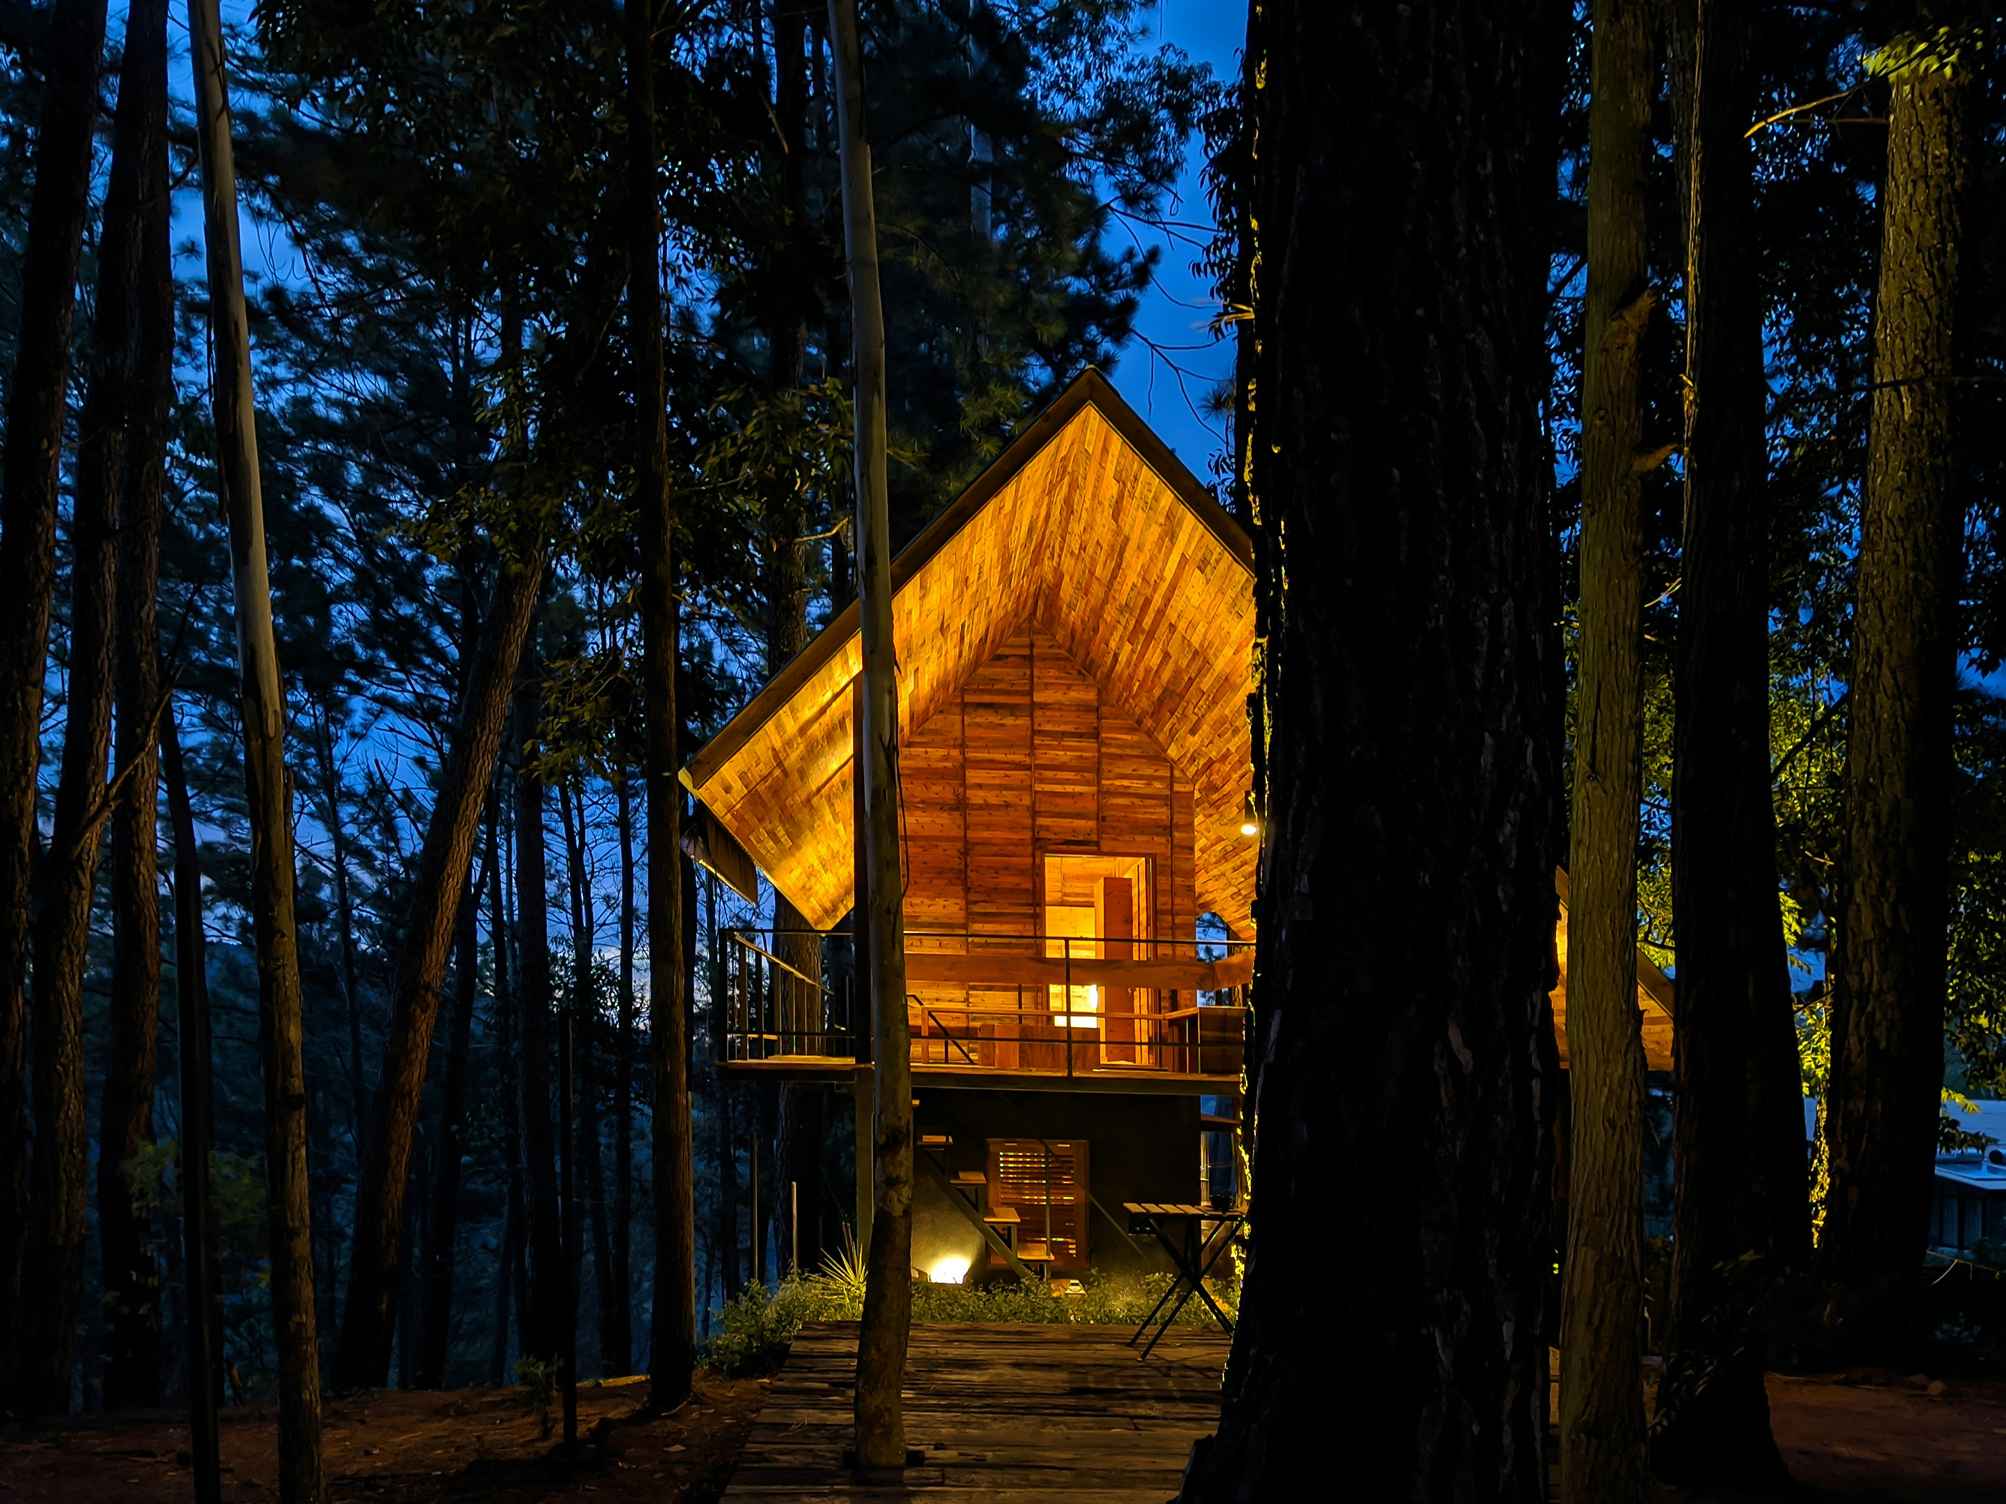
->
<box><xmin>681</xmin><ymin>369</ymin><xmax>1257</xmax><ymax>933</ymax></box>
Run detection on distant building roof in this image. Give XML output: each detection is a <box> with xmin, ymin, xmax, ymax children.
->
<box><xmin>1937</xmin><ymin>1099</ymin><xmax>2006</xmax><ymax>1193</ymax></box>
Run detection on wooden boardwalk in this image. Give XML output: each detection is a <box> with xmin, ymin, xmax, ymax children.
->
<box><xmin>721</xmin><ymin>1321</ymin><xmax>1231</xmax><ymax>1502</ymax></box>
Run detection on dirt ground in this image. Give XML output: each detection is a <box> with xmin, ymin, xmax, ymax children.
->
<box><xmin>1754</xmin><ymin>1370</ymin><xmax>2006</xmax><ymax>1502</ymax></box>
<box><xmin>0</xmin><ymin>1372</ymin><xmax>767</xmax><ymax>1504</ymax></box>
<box><xmin>2</xmin><ymin>1365</ymin><xmax>2004</xmax><ymax>1501</ymax></box>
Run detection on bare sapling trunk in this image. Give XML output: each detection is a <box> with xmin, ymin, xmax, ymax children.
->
<box><xmin>828</xmin><ymin>0</ymin><xmax>913</xmax><ymax>1473</ymax></box>
<box><xmin>626</xmin><ymin>0</ymin><xmax>696</xmax><ymax>1408</ymax></box>
<box><xmin>187</xmin><ymin>2</ymin><xmax>323</xmax><ymax>1494</ymax></box>
<box><xmin>416</xmin><ymin>867</ymin><xmax>482</xmax><ymax>1388</ymax></box>
<box><xmin>0</xmin><ymin>0</ymin><xmax>111</xmax><ymax>1388</ymax></box>
<box><xmin>1559</xmin><ymin>1</ymin><xmax>1652</xmax><ymax>1499</ymax></box>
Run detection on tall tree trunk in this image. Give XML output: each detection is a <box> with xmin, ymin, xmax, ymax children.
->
<box><xmin>99</xmin><ymin>0</ymin><xmax>176</xmax><ymax>1413</ymax></box>
<box><xmin>416</xmin><ymin>867</ymin><xmax>481</xmax><ymax>1388</ymax></box>
<box><xmin>488</xmin><ymin>794</ymin><xmax>525</xmax><ymax>1388</ymax></box>
<box><xmin>1653</xmin><ymin>0</ymin><xmax>1808</xmax><ymax>1485</ymax></box>
<box><xmin>709</xmin><ymin>870</ymin><xmax>741</xmax><ymax>1302</ymax></box>
<box><xmin>99</xmin><ymin>0</ymin><xmax>174</xmax><ymax>1403</ymax></box>
<box><xmin>560</xmin><ymin>781</ymin><xmax>614</xmax><ymax>1375</ymax></box>
<box><xmin>0</xmin><ymin>0</ymin><xmax>110</xmax><ymax>1372</ymax></box>
<box><xmin>77</xmin><ymin>0</ymin><xmax>167</xmax><ymax>1427</ymax></box>
<box><xmin>1821</xmin><ymin>23</ymin><xmax>1974</xmax><ymax>1355</ymax></box>
<box><xmin>187</xmin><ymin>3</ymin><xmax>322</xmax><ymax>1494</ymax></box>
<box><xmin>337</xmin><ymin>545</ymin><xmax>547</xmax><ymax>1388</ymax></box>
<box><xmin>829</xmin><ymin>0</ymin><xmax>912</xmax><ymax>1471</ymax></box>
<box><xmin>1559</xmin><ymin>2</ymin><xmax>1652</xmax><ymax>1499</ymax></box>
<box><xmin>313</xmin><ymin>703</ymin><xmax>368</xmax><ymax>1165</ymax></box>
<box><xmin>515</xmin><ymin>649</ymin><xmax>565</xmax><ymax>1368</ymax></box>
<box><xmin>1181</xmin><ymin>3</ymin><xmax>1560</xmax><ymax>1498</ymax></box>
<box><xmin>628</xmin><ymin>0</ymin><xmax>696</xmax><ymax>1409</ymax></box>
<box><xmin>163</xmin><ymin>707</ymin><xmax>221</xmax><ymax>1504</ymax></box>
<box><xmin>609</xmin><ymin>774</ymin><xmax>636</xmax><ymax>1374</ymax></box>
<box><xmin>767</xmin><ymin>0</ymin><xmax>830</xmax><ymax>1274</ymax></box>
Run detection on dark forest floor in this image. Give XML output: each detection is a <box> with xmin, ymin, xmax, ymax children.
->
<box><xmin>1</xmin><ymin>1362</ymin><xmax>2004</xmax><ymax>1501</ymax></box>
<box><xmin>0</xmin><ymin>1372</ymin><xmax>767</xmax><ymax>1503</ymax></box>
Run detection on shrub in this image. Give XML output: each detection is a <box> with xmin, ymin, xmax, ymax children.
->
<box><xmin>699</xmin><ymin>1265</ymin><xmax>1239</xmax><ymax>1375</ymax></box>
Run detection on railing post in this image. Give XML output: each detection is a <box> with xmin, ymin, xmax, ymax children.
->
<box><xmin>1065</xmin><ymin>937</ymin><xmax>1073</xmax><ymax>1080</ymax></box>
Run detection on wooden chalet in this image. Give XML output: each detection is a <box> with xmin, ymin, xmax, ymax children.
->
<box><xmin>681</xmin><ymin>370</ymin><xmax>1674</xmax><ymax>1283</ymax></box>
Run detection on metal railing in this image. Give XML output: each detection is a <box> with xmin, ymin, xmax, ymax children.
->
<box><xmin>720</xmin><ymin>927</ymin><xmax>1250</xmax><ymax>1080</ymax></box>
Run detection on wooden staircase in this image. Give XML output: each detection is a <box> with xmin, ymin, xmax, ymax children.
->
<box><xmin>911</xmin><ymin>1103</ymin><xmax>1048</xmax><ymax>1283</ymax></box>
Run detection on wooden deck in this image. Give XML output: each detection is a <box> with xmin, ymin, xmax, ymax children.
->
<box><xmin>721</xmin><ymin>1321</ymin><xmax>1230</xmax><ymax>1501</ymax></box>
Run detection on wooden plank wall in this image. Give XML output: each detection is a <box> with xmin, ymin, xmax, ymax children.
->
<box><xmin>902</xmin><ymin>624</ymin><xmax>1198</xmax><ymax>1063</ymax></box>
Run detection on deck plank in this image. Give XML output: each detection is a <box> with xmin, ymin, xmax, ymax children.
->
<box><xmin>721</xmin><ymin>1322</ymin><xmax>1229</xmax><ymax>1501</ymax></box>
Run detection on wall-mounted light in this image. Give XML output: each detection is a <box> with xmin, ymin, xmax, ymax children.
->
<box><xmin>1239</xmin><ymin>791</ymin><xmax>1259</xmax><ymax>838</ymax></box>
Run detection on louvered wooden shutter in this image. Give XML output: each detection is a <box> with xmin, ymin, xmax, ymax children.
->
<box><xmin>987</xmin><ymin>1138</ymin><xmax>1090</xmax><ymax>1272</ymax></box>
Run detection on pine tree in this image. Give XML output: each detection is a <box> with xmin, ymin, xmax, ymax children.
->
<box><xmin>1823</xmin><ymin>15</ymin><xmax>1979</xmax><ymax>1354</ymax></box>
<box><xmin>1183</xmin><ymin>2</ymin><xmax>1561</xmax><ymax>1495</ymax></box>
<box><xmin>1559</xmin><ymin>1</ymin><xmax>1652</xmax><ymax>1497</ymax></box>
<box><xmin>0</xmin><ymin>0</ymin><xmax>109</xmax><ymax>1389</ymax></box>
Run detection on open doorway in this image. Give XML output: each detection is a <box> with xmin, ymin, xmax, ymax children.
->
<box><xmin>1042</xmin><ymin>853</ymin><xmax>1151</xmax><ymax>1065</ymax></box>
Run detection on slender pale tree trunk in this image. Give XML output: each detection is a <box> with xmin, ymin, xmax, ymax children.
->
<box><xmin>627</xmin><ymin>0</ymin><xmax>696</xmax><ymax>1408</ymax></box>
<box><xmin>828</xmin><ymin>0</ymin><xmax>912</xmax><ymax>1472</ymax></box>
<box><xmin>1559</xmin><ymin>2</ymin><xmax>1652</xmax><ymax>1499</ymax></box>
<box><xmin>709</xmin><ymin>870</ymin><xmax>741</xmax><ymax>1302</ymax></box>
<box><xmin>99</xmin><ymin>0</ymin><xmax>175</xmax><ymax>1413</ymax></box>
<box><xmin>163</xmin><ymin>708</ymin><xmax>221</xmax><ymax>1504</ymax></box>
<box><xmin>187</xmin><ymin>3</ymin><xmax>322</xmax><ymax>1493</ymax></box>
<box><xmin>1181</xmin><ymin>3</ymin><xmax>1561</xmax><ymax>1497</ymax></box>
<box><xmin>1822</xmin><ymin>25</ymin><xmax>1974</xmax><ymax>1357</ymax></box>
<box><xmin>0</xmin><ymin>0</ymin><xmax>111</xmax><ymax>1386</ymax></box>
<box><xmin>1653</xmin><ymin>0</ymin><xmax>1808</xmax><ymax>1484</ymax></box>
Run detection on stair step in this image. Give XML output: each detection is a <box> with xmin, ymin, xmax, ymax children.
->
<box><xmin>982</xmin><ymin>1206</ymin><xmax>1021</xmax><ymax>1225</ymax></box>
<box><xmin>1201</xmin><ymin>1113</ymin><xmax>1241</xmax><ymax>1130</ymax></box>
<box><xmin>952</xmin><ymin>1170</ymin><xmax>988</xmax><ymax>1186</ymax></box>
<box><xmin>1015</xmin><ymin>1241</ymin><xmax>1052</xmax><ymax>1263</ymax></box>
<box><xmin>919</xmin><ymin>1133</ymin><xmax>952</xmax><ymax>1149</ymax></box>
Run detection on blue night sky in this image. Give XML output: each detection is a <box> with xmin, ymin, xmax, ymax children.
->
<box><xmin>1106</xmin><ymin>1</ymin><xmax>1247</xmax><ymax>484</ymax></box>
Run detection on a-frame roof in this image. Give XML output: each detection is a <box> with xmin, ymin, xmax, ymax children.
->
<box><xmin>681</xmin><ymin>369</ymin><xmax>1258</xmax><ymax>934</ymax></box>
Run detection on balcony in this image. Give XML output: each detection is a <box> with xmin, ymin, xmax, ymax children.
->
<box><xmin>718</xmin><ymin>928</ymin><xmax>1250</xmax><ymax>1093</ymax></box>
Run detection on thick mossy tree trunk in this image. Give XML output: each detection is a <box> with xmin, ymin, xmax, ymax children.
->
<box><xmin>627</xmin><ymin>0</ymin><xmax>697</xmax><ymax>1408</ymax></box>
<box><xmin>829</xmin><ymin>0</ymin><xmax>913</xmax><ymax>1473</ymax></box>
<box><xmin>1182</xmin><ymin>3</ymin><xmax>1560</xmax><ymax>1498</ymax></box>
<box><xmin>337</xmin><ymin>542</ymin><xmax>547</xmax><ymax>1388</ymax></box>
<box><xmin>514</xmin><ymin>655</ymin><xmax>566</xmax><ymax>1367</ymax></box>
<box><xmin>1653</xmin><ymin>0</ymin><xmax>1809</xmax><ymax>1485</ymax></box>
<box><xmin>99</xmin><ymin>0</ymin><xmax>175</xmax><ymax>1414</ymax></box>
<box><xmin>1821</xmin><ymin>28</ymin><xmax>1974</xmax><ymax>1354</ymax></box>
<box><xmin>0</xmin><ymin>0</ymin><xmax>110</xmax><ymax>1385</ymax></box>
<box><xmin>1559</xmin><ymin>3</ymin><xmax>1653</xmax><ymax>1499</ymax></box>
<box><xmin>187</xmin><ymin>1</ymin><xmax>323</xmax><ymax>1494</ymax></box>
